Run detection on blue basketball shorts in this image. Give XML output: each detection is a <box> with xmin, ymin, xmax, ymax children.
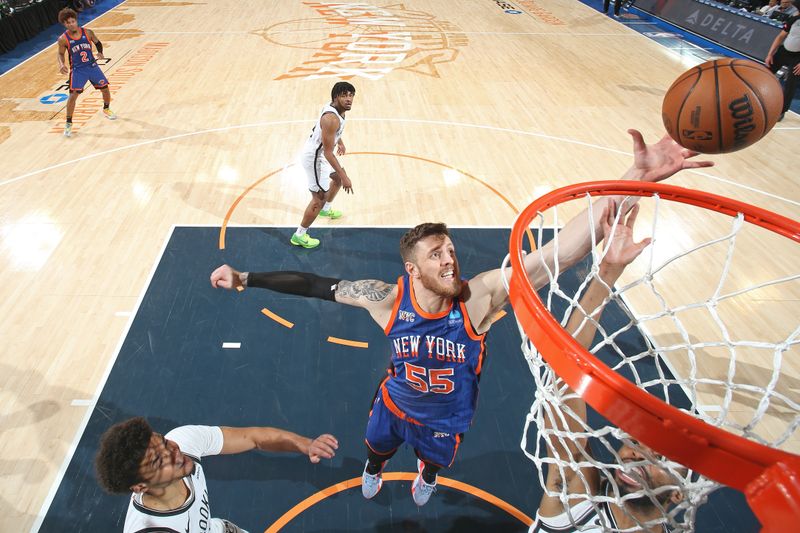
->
<box><xmin>69</xmin><ymin>64</ymin><xmax>109</xmax><ymax>93</ymax></box>
<box><xmin>364</xmin><ymin>386</ymin><xmax>463</xmax><ymax>468</ymax></box>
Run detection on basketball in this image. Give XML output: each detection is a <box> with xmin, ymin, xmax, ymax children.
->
<box><xmin>662</xmin><ymin>58</ymin><xmax>783</xmax><ymax>154</ymax></box>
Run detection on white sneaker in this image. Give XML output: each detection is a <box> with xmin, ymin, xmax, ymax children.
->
<box><xmin>361</xmin><ymin>459</ymin><xmax>385</xmax><ymax>499</ymax></box>
<box><xmin>411</xmin><ymin>459</ymin><xmax>436</xmax><ymax>506</ymax></box>
<box><xmin>63</xmin><ymin>123</ymin><xmax>72</xmax><ymax>138</ymax></box>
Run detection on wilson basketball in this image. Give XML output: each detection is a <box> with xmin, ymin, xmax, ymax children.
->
<box><xmin>662</xmin><ymin>58</ymin><xmax>783</xmax><ymax>154</ymax></box>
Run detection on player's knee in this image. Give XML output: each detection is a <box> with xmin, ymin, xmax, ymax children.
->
<box><xmin>367</xmin><ymin>448</ymin><xmax>394</xmax><ymax>463</ymax></box>
<box><xmin>310</xmin><ymin>193</ymin><xmax>325</xmax><ymax>208</ymax></box>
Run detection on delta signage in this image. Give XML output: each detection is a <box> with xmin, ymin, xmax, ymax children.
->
<box><xmin>635</xmin><ymin>0</ymin><xmax>781</xmax><ymax>59</ymax></box>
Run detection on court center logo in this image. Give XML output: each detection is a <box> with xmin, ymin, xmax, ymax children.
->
<box><xmin>253</xmin><ymin>2</ymin><xmax>468</xmax><ymax>80</ymax></box>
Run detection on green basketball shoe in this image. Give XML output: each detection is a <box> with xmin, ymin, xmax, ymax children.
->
<box><xmin>319</xmin><ymin>208</ymin><xmax>343</xmax><ymax>219</ymax></box>
<box><xmin>290</xmin><ymin>233</ymin><xmax>320</xmax><ymax>249</ymax></box>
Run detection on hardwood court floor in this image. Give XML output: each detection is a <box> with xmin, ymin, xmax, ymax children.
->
<box><xmin>0</xmin><ymin>0</ymin><xmax>797</xmax><ymax>531</ymax></box>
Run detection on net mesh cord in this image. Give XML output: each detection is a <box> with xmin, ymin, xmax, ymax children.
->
<box><xmin>503</xmin><ymin>193</ymin><xmax>800</xmax><ymax>532</ymax></box>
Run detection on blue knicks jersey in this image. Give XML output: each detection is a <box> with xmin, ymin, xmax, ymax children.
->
<box><xmin>382</xmin><ymin>274</ymin><xmax>486</xmax><ymax>434</ymax></box>
<box><xmin>64</xmin><ymin>28</ymin><xmax>96</xmax><ymax>69</ymax></box>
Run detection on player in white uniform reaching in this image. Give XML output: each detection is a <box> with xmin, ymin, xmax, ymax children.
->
<box><xmin>291</xmin><ymin>81</ymin><xmax>356</xmax><ymax>249</ymax></box>
<box><xmin>532</xmin><ymin>205</ymin><xmax>684</xmax><ymax>533</ymax></box>
<box><xmin>95</xmin><ymin>417</ymin><xmax>338</xmax><ymax>533</ymax></box>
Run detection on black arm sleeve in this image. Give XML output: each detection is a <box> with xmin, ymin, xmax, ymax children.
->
<box><xmin>247</xmin><ymin>271</ymin><xmax>340</xmax><ymax>301</ymax></box>
<box><xmin>95</xmin><ymin>40</ymin><xmax>103</xmax><ymax>54</ymax></box>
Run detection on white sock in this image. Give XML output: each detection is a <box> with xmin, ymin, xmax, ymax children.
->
<box><xmin>322</xmin><ymin>202</ymin><xmax>332</xmax><ymax>212</ymax></box>
<box><xmin>295</xmin><ymin>226</ymin><xmax>307</xmax><ymax>236</ymax></box>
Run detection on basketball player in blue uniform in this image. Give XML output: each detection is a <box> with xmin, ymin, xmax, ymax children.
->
<box><xmin>210</xmin><ymin>130</ymin><xmax>712</xmax><ymax>506</ymax></box>
<box><xmin>56</xmin><ymin>7</ymin><xmax>116</xmax><ymax>138</ymax></box>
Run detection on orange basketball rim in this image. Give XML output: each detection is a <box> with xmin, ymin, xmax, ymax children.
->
<box><xmin>507</xmin><ymin>180</ymin><xmax>800</xmax><ymax>532</ymax></box>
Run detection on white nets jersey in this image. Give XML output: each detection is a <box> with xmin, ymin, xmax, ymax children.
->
<box><xmin>531</xmin><ymin>499</ymin><xmax>617</xmax><ymax>533</ymax></box>
<box><xmin>530</xmin><ymin>483</ymin><xmax>668</xmax><ymax>533</ymax></box>
<box><xmin>301</xmin><ymin>104</ymin><xmax>345</xmax><ymax>158</ymax></box>
<box><xmin>122</xmin><ymin>425</ymin><xmax>245</xmax><ymax>533</ymax></box>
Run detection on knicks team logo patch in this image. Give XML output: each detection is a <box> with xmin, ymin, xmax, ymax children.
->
<box><xmin>399</xmin><ymin>310</ymin><xmax>416</xmax><ymax>323</ymax></box>
<box><xmin>448</xmin><ymin>309</ymin><xmax>463</xmax><ymax>327</ymax></box>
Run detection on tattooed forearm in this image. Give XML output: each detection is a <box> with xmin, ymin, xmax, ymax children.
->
<box><xmin>336</xmin><ymin>280</ymin><xmax>394</xmax><ymax>302</ymax></box>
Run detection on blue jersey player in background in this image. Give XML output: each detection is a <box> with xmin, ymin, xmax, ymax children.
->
<box><xmin>210</xmin><ymin>129</ymin><xmax>712</xmax><ymax>507</ymax></box>
<box><xmin>57</xmin><ymin>7</ymin><xmax>116</xmax><ymax>138</ymax></box>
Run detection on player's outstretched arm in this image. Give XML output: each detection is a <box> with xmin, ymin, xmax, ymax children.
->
<box><xmin>220</xmin><ymin>426</ymin><xmax>338</xmax><ymax>464</ymax></box>
<box><xmin>211</xmin><ymin>264</ymin><xmax>339</xmax><ymax>299</ymax></box>
<box><xmin>466</xmin><ymin>129</ymin><xmax>712</xmax><ymax>333</ymax></box>
<box><xmin>538</xmin><ymin>204</ymin><xmax>650</xmax><ymax>516</ymax></box>
<box><xmin>210</xmin><ymin>264</ymin><xmax>398</xmax><ymax>327</ymax></box>
<box><xmin>524</xmin><ymin>129</ymin><xmax>711</xmax><ymax>288</ymax></box>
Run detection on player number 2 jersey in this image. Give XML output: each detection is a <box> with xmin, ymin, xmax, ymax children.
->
<box><xmin>382</xmin><ymin>274</ymin><xmax>486</xmax><ymax>434</ymax></box>
<box><xmin>64</xmin><ymin>28</ymin><xmax>97</xmax><ymax>69</ymax></box>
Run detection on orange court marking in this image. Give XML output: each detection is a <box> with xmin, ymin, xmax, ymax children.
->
<box><xmin>327</xmin><ymin>336</ymin><xmax>369</xmax><ymax>348</ymax></box>
<box><xmin>348</xmin><ymin>151</ymin><xmax>521</xmax><ymax>213</ymax></box>
<box><xmin>264</xmin><ymin>473</ymin><xmax>533</xmax><ymax>532</ymax></box>
<box><xmin>261</xmin><ymin>308</ymin><xmax>294</xmax><ymax>329</ymax></box>
<box><xmin>218</xmin><ymin>152</ymin><xmax>536</xmax><ymax>251</ymax></box>
<box><xmin>348</xmin><ymin>151</ymin><xmax>536</xmax><ymax>250</ymax></box>
<box><xmin>219</xmin><ymin>168</ymin><xmax>283</xmax><ymax>250</ymax></box>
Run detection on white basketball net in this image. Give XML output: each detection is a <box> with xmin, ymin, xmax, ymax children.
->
<box><xmin>503</xmin><ymin>192</ymin><xmax>800</xmax><ymax>532</ymax></box>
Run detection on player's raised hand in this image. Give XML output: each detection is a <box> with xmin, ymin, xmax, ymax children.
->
<box><xmin>627</xmin><ymin>129</ymin><xmax>714</xmax><ymax>183</ymax></box>
<box><xmin>600</xmin><ymin>201</ymin><xmax>651</xmax><ymax>270</ymax></box>
<box><xmin>210</xmin><ymin>264</ymin><xmax>243</xmax><ymax>290</ymax></box>
<box><xmin>307</xmin><ymin>434</ymin><xmax>338</xmax><ymax>463</ymax></box>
